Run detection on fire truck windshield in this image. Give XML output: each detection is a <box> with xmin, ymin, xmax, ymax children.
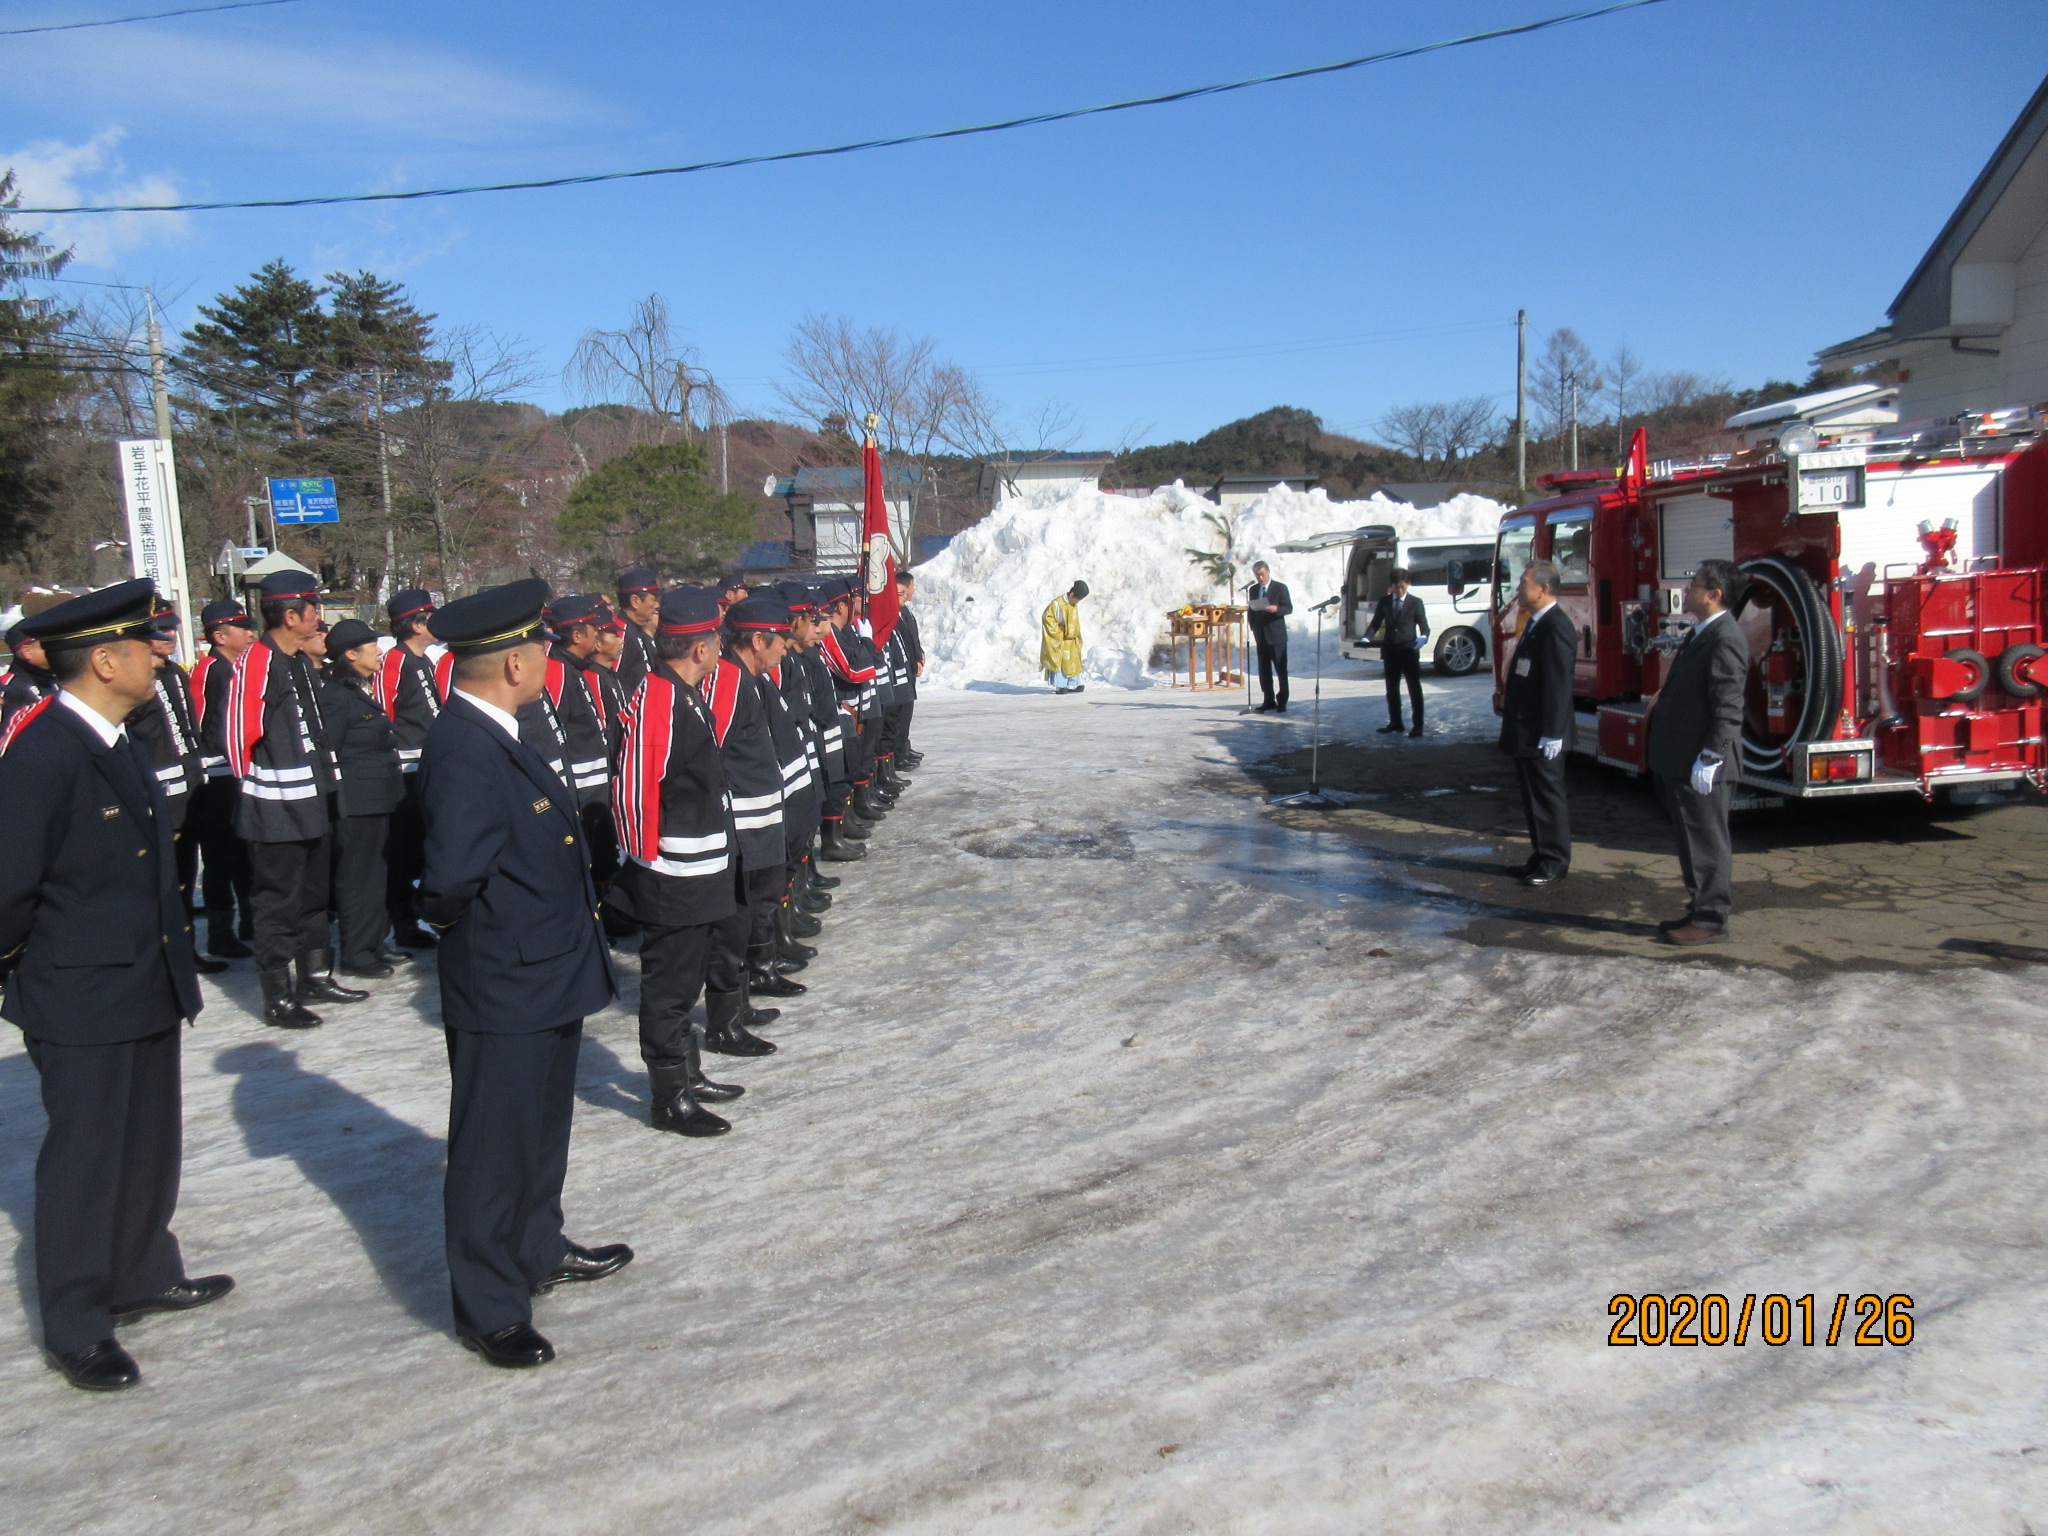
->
<box><xmin>1495</xmin><ymin>519</ymin><xmax>1536</xmax><ymax>611</ymax></box>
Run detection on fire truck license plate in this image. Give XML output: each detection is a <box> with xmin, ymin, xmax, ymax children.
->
<box><xmin>1798</xmin><ymin>468</ymin><xmax>1862</xmax><ymax>509</ymax></box>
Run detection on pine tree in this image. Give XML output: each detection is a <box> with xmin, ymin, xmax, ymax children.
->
<box><xmin>558</xmin><ymin>441</ymin><xmax>752</xmax><ymax>581</ymax></box>
<box><xmin>180</xmin><ymin>260</ymin><xmax>330</xmax><ymax>440</ymax></box>
<box><xmin>0</xmin><ymin>172</ymin><xmax>74</xmax><ymax>556</ymax></box>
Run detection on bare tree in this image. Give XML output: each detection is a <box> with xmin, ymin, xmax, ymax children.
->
<box><xmin>1530</xmin><ymin>328</ymin><xmax>1604</xmax><ymax>446</ymax></box>
<box><xmin>1608</xmin><ymin>343</ymin><xmax>1645</xmax><ymax>456</ymax></box>
<box><xmin>569</xmin><ymin>294</ymin><xmax>734</xmax><ymax>485</ymax></box>
<box><xmin>393</xmin><ymin>325</ymin><xmax>546</xmax><ymax>585</ymax></box>
<box><xmin>1377</xmin><ymin>396</ymin><xmax>1498</xmax><ymax>475</ymax></box>
<box><xmin>777</xmin><ymin>314</ymin><xmax>998</xmax><ymax>555</ymax></box>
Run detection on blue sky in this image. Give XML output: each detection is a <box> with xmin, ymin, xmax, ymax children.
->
<box><xmin>4</xmin><ymin>0</ymin><xmax>2043</xmax><ymax>446</ymax></box>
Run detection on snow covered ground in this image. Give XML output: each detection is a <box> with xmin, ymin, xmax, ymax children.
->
<box><xmin>4</xmin><ymin>683</ymin><xmax>2046</xmax><ymax>1535</ymax></box>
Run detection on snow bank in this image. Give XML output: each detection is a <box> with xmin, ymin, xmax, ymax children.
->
<box><xmin>914</xmin><ymin>485</ymin><xmax>1508</xmax><ymax>689</ymax></box>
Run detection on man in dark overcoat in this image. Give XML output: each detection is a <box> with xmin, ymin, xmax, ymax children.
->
<box><xmin>1647</xmin><ymin>558</ymin><xmax>1751</xmax><ymax>945</ymax></box>
<box><xmin>418</xmin><ymin>579</ymin><xmax>630</xmax><ymax>1368</ymax></box>
<box><xmin>1499</xmin><ymin>559</ymin><xmax>1578</xmax><ymax>887</ymax></box>
<box><xmin>0</xmin><ymin>580</ymin><xmax>230</xmax><ymax>1391</ymax></box>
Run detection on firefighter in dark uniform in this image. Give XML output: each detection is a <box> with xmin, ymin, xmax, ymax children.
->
<box><xmin>0</xmin><ymin>580</ymin><xmax>230</xmax><ymax>1393</ymax></box>
<box><xmin>542</xmin><ymin>595</ymin><xmax>620</xmax><ymax>892</ymax></box>
<box><xmin>614</xmin><ymin>566</ymin><xmax>662</xmax><ymax>695</ymax></box>
<box><xmin>418</xmin><ymin>578</ymin><xmax>630</xmax><ymax>1369</ymax></box>
<box><xmin>817</xmin><ymin>579</ymin><xmax>884</xmax><ymax>838</ymax></box>
<box><xmin>226</xmin><ymin>571</ymin><xmax>365</xmax><ymax>1028</ymax></box>
<box><xmin>588</xmin><ymin>600</ymin><xmax>629</xmax><ymax>729</ymax></box>
<box><xmin>774</xmin><ymin>585</ymin><xmax>837</xmax><ymax>918</ymax></box>
<box><xmin>798</xmin><ymin>583</ymin><xmax>862</xmax><ymax>863</ymax></box>
<box><xmin>608</xmin><ymin>586</ymin><xmax>747</xmax><ymax>1132</ymax></box>
<box><xmin>890</xmin><ymin>569</ymin><xmax>924</xmax><ymax>769</ymax></box>
<box><xmin>190</xmin><ymin>598</ymin><xmax>256</xmax><ymax>959</ymax></box>
<box><xmin>130</xmin><ymin>602</ymin><xmax>218</xmax><ymax>971</ymax></box>
<box><xmin>320</xmin><ymin>619</ymin><xmax>405</xmax><ymax>978</ymax></box>
<box><xmin>1</xmin><ymin>619</ymin><xmax>55</xmax><ymax>732</ymax></box>
<box><xmin>757</xmin><ymin>605</ymin><xmax>823</xmax><ymax>971</ymax></box>
<box><xmin>375</xmin><ymin>589</ymin><xmax>443</xmax><ymax>951</ymax></box>
<box><xmin>707</xmin><ymin>597</ymin><xmax>803</xmax><ymax>1014</ymax></box>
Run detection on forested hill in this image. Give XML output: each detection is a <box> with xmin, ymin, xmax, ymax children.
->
<box><xmin>1108</xmin><ymin>407</ymin><xmax>1405</xmax><ymax>500</ymax></box>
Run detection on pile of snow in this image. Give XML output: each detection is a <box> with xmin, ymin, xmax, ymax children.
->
<box><xmin>914</xmin><ymin>484</ymin><xmax>1508</xmax><ymax>690</ymax></box>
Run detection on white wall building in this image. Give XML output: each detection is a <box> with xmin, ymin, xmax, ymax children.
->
<box><xmin>1818</xmin><ymin>76</ymin><xmax>2048</xmax><ymax>421</ymax></box>
<box><xmin>977</xmin><ymin>452</ymin><xmax>1115</xmax><ymax>505</ymax></box>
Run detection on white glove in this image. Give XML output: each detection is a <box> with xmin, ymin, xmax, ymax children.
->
<box><xmin>1690</xmin><ymin>752</ymin><xmax>1722</xmax><ymax>795</ymax></box>
<box><xmin>1538</xmin><ymin>737</ymin><xmax>1564</xmax><ymax>761</ymax></box>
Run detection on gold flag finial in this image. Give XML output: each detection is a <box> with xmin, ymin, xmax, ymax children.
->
<box><xmin>864</xmin><ymin>411</ymin><xmax>880</xmax><ymax>434</ymax></box>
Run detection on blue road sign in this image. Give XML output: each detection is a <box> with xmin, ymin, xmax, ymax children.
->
<box><xmin>268</xmin><ymin>477</ymin><xmax>339</xmax><ymax>525</ymax></box>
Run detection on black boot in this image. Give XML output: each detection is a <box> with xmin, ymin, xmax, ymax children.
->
<box><xmin>296</xmin><ymin>949</ymin><xmax>368</xmax><ymax>1004</ymax></box>
<box><xmin>878</xmin><ymin>757</ymin><xmax>909</xmax><ymax>794</ymax></box>
<box><xmin>392</xmin><ymin>922</ymin><xmax>438</xmax><ymax>950</ymax></box>
<box><xmin>194</xmin><ymin>954</ymin><xmax>230</xmax><ymax>975</ymax></box>
<box><xmin>775</xmin><ymin>906</ymin><xmax>818</xmax><ymax>965</ymax></box>
<box><xmin>647</xmin><ymin>1060</ymin><xmax>729</xmax><ymax>1136</ymax></box>
<box><xmin>808</xmin><ymin>860</ymin><xmax>842</xmax><ymax>890</ymax></box>
<box><xmin>703</xmin><ymin>989</ymin><xmax>777</xmax><ymax>1056</ymax></box>
<box><xmin>853</xmin><ymin>783</ymin><xmax>890</xmax><ymax>821</ymax></box>
<box><xmin>820</xmin><ymin>821</ymin><xmax>868</xmax><ymax>861</ymax></box>
<box><xmin>785</xmin><ymin>900</ymin><xmax>823</xmax><ymax>938</ymax></box>
<box><xmin>748</xmin><ymin>940</ymin><xmax>807</xmax><ymax>995</ymax></box>
<box><xmin>685</xmin><ymin>1035</ymin><xmax>745</xmax><ymax>1103</ymax></box>
<box><xmin>258</xmin><ymin>967</ymin><xmax>321</xmax><ymax>1029</ymax></box>
<box><xmin>206</xmin><ymin>910</ymin><xmax>252</xmax><ymax>959</ymax></box>
<box><xmin>899</xmin><ymin>749</ymin><xmax>923</xmax><ymax>769</ymax></box>
<box><xmin>798</xmin><ymin>884</ymin><xmax>832</xmax><ymax>913</ymax></box>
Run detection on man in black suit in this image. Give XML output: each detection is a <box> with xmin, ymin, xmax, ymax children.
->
<box><xmin>0</xmin><ymin>580</ymin><xmax>230</xmax><ymax>1392</ymax></box>
<box><xmin>419</xmin><ymin>579</ymin><xmax>630</xmax><ymax>1369</ymax></box>
<box><xmin>1366</xmin><ymin>568</ymin><xmax>1431</xmax><ymax>737</ymax></box>
<box><xmin>1245</xmin><ymin>562</ymin><xmax>1292</xmax><ymax>712</ymax></box>
<box><xmin>1646</xmin><ymin>558</ymin><xmax>1750</xmax><ymax>945</ymax></box>
<box><xmin>1498</xmin><ymin>559</ymin><xmax>1577</xmax><ymax>887</ymax></box>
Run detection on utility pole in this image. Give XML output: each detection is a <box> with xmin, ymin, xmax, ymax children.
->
<box><xmin>372</xmin><ymin>366</ymin><xmax>397</xmax><ymax>601</ymax></box>
<box><xmin>145</xmin><ymin>289</ymin><xmax>173</xmax><ymax>443</ymax></box>
<box><xmin>1566</xmin><ymin>371</ymin><xmax>1582</xmax><ymax>470</ymax></box>
<box><xmin>1514</xmin><ymin>309</ymin><xmax>1528</xmax><ymax>498</ymax></box>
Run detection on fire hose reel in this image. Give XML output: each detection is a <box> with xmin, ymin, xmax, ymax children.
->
<box><xmin>1995</xmin><ymin>642</ymin><xmax>2046</xmax><ymax>701</ymax></box>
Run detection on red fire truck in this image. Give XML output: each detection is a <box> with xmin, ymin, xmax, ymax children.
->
<box><xmin>1484</xmin><ymin>413</ymin><xmax>2048</xmax><ymax>800</ymax></box>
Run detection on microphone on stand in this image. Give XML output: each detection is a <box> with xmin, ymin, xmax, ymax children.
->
<box><xmin>1311</xmin><ymin>594</ymin><xmax>1341</xmax><ymax>612</ymax></box>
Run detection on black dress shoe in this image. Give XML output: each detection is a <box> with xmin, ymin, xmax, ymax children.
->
<box><xmin>392</xmin><ymin>923</ymin><xmax>439</xmax><ymax>950</ymax></box>
<box><xmin>1519</xmin><ymin>871</ymin><xmax>1567</xmax><ymax>888</ymax></box>
<box><xmin>1409</xmin><ymin>726</ymin><xmax>1424</xmax><ymax>738</ymax></box>
<box><xmin>111</xmin><ymin>1274</ymin><xmax>235</xmax><ymax>1320</ymax></box>
<box><xmin>193</xmin><ymin>954</ymin><xmax>230</xmax><ymax>975</ymax></box>
<box><xmin>1657</xmin><ymin>915</ymin><xmax>1694</xmax><ymax>933</ymax></box>
<box><xmin>534</xmin><ymin>1241</ymin><xmax>635</xmax><ymax>1293</ymax></box>
<box><xmin>1376</xmin><ymin>722</ymin><xmax>1405</xmax><ymax>735</ymax></box>
<box><xmin>49</xmin><ymin>1339</ymin><xmax>140</xmax><ymax>1392</ymax></box>
<box><xmin>340</xmin><ymin>960</ymin><xmax>396</xmax><ymax>979</ymax></box>
<box><xmin>461</xmin><ymin>1323</ymin><xmax>554</xmax><ymax>1368</ymax></box>
<box><xmin>1254</xmin><ymin>702</ymin><xmax>1275</xmax><ymax>712</ymax></box>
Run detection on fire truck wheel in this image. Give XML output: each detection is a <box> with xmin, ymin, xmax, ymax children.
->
<box><xmin>1433</xmin><ymin>628</ymin><xmax>1485</xmax><ymax>677</ymax></box>
<box><xmin>1994</xmin><ymin>642</ymin><xmax>2046</xmax><ymax>700</ymax></box>
<box><xmin>1943</xmin><ymin>647</ymin><xmax>1990</xmax><ymax>702</ymax></box>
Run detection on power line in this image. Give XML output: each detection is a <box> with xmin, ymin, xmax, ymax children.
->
<box><xmin>0</xmin><ymin>0</ymin><xmax>302</xmax><ymax>38</ymax></box>
<box><xmin>10</xmin><ymin>0</ymin><xmax>1673</xmax><ymax>214</ymax></box>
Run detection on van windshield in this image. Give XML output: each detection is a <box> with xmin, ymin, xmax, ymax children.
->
<box><xmin>1495</xmin><ymin>520</ymin><xmax>1536</xmax><ymax>610</ymax></box>
<box><xmin>1403</xmin><ymin>542</ymin><xmax>1497</xmax><ymax>589</ymax></box>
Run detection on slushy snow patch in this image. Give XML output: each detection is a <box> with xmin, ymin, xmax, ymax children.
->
<box><xmin>915</xmin><ymin>484</ymin><xmax>1508</xmax><ymax>689</ymax></box>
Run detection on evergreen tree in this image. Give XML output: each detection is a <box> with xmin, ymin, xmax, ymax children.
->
<box><xmin>558</xmin><ymin>441</ymin><xmax>751</xmax><ymax>581</ymax></box>
<box><xmin>0</xmin><ymin>173</ymin><xmax>74</xmax><ymax>557</ymax></box>
<box><xmin>180</xmin><ymin>260</ymin><xmax>330</xmax><ymax>440</ymax></box>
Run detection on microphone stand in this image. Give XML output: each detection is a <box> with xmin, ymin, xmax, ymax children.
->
<box><xmin>1271</xmin><ymin>597</ymin><xmax>1348</xmax><ymax>808</ymax></box>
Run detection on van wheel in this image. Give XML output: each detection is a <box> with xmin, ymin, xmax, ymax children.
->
<box><xmin>1434</xmin><ymin>627</ymin><xmax>1483</xmax><ymax>676</ymax></box>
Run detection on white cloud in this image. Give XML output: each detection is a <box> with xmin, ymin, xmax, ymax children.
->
<box><xmin>18</xmin><ymin>27</ymin><xmax>608</xmax><ymax>146</ymax></box>
<box><xmin>2</xmin><ymin>130</ymin><xmax>190</xmax><ymax>267</ymax></box>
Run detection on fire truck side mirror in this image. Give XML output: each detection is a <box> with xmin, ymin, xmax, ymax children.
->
<box><xmin>1445</xmin><ymin>560</ymin><xmax>1466</xmax><ymax>598</ymax></box>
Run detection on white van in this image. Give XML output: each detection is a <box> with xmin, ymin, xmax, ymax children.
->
<box><xmin>1335</xmin><ymin>532</ymin><xmax>1497</xmax><ymax>675</ymax></box>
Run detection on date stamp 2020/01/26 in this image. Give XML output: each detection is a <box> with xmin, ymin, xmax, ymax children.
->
<box><xmin>1608</xmin><ymin>1293</ymin><xmax>1915</xmax><ymax>1348</ymax></box>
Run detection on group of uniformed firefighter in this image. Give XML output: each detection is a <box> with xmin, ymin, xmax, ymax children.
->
<box><xmin>0</xmin><ymin>562</ymin><xmax>926</xmax><ymax>1387</ymax></box>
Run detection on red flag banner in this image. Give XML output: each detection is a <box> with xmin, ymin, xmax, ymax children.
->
<box><xmin>861</xmin><ymin>425</ymin><xmax>899</xmax><ymax>642</ymax></box>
